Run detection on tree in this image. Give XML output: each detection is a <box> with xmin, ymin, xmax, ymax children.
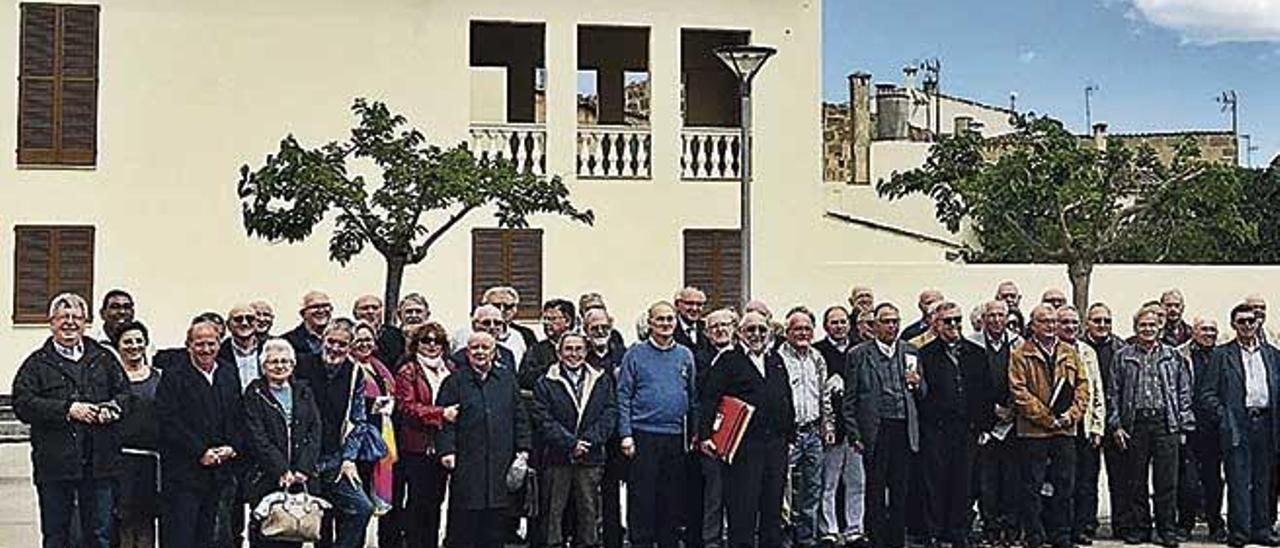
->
<box><xmin>877</xmin><ymin>114</ymin><xmax>1254</xmax><ymax>311</ymax></box>
<box><xmin>238</xmin><ymin>98</ymin><xmax>594</xmax><ymax>324</ymax></box>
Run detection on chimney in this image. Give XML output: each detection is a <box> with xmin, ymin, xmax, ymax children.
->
<box><xmin>849</xmin><ymin>72</ymin><xmax>872</xmax><ymax>184</ymax></box>
<box><xmin>954</xmin><ymin>115</ymin><xmax>973</xmax><ymax>135</ymax></box>
<box><xmin>1092</xmin><ymin>122</ymin><xmax>1109</xmax><ymax>151</ymax></box>
<box><xmin>902</xmin><ymin>65</ymin><xmax>918</xmax><ymax>93</ymax></box>
<box><xmin>875</xmin><ymin>83</ymin><xmax>910</xmax><ymax>141</ymax></box>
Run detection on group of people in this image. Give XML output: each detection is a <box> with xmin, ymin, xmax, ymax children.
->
<box><xmin>12</xmin><ymin>280</ymin><xmax>1280</xmax><ymax>548</ymax></box>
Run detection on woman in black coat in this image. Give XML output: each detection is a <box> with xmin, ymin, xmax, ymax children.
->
<box><xmin>242</xmin><ymin>339</ymin><xmax>322</xmax><ymax>548</ymax></box>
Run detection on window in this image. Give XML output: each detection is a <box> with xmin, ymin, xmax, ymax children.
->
<box><xmin>471</xmin><ymin>228</ymin><xmax>543</xmax><ymax>321</ymax></box>
<box><xmin>683</xmin><ymin>229</ymin><xmax>741</xmax><ymax>310</ymax></box>
<box><xmin>18</xmin><ymin>3</ymin><xmax>100</xmax><ymax>167</ymax></box>
<box><xmin>13</xmin><ymin>225</ymin><xmax>95</xmax><ymax>324</ymax></box>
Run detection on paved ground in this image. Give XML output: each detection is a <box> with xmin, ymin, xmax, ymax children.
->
<box><xmin>0</xmin><ymin>441</ymin><xmax>1230</xmax><ymax>548</ymax></box>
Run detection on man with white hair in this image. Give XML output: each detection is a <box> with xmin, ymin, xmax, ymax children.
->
<box><xmin>14</xmin><ymin>293</ymin><xmax>131</xmax><ymax>548</ymax></box>
<box><xmin>283</xmin><ymin>290</ymin><xmax>333</xmax><ymax>357</ymax></box>
<box><xmin>451</xmin><ymin>305</ymin><xmax>517</xmax><ymax>370</ymax></box>
<box><xmin>482</xmin><ymin>286</ymin><xmax>534</xmax><ymax>362</ymax></box>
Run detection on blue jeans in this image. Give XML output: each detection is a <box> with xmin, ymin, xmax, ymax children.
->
<box><xmin>820</xmin><ymin>443</ymin><xmax>865</xmax><ymax>539</ymax></box>
<box><xmin>319</xmin><ymin>475</ymin><xmax>374</xmax><ymax>548</ymax></box>
<box><xmin>37</xmin><ymin>477</ymin><xmax>114</xmax><ymax>548</ymax></box>
<box><xmin>789</xmin><ymin>428</ymin><xmax>824</xmax><ymax>545</ymax></box>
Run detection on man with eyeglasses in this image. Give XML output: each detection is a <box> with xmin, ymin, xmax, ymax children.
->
<box><xmin>674</xmin><ymin>287</ymin><xmax>715</xmax><ymax>368</ymax></box>
<box><xmin>284</xmin><ymin>290</ymin><xmax>333</xmax><ymax>358</ymax></box>
<box><xmin>97</xmin><ymin>288</ymin><xmax>136</xmax><ymax>345</ymax></box>
<box><xmin>1009</xmin><ymin>304</ymin><xmax>1088</xmax><ymax>548</ymax></box>
<box><xmin>974</xmin><ymin>300</ymin><xmax>1022</xmax><ymax>547</ymax></box>
<box><xmin>249</xmin><ymin>300</ymin><xmax>276</xmax><ymax>339</ymax></box>
<box><xmin>777</xmin><ymin>307</ymin><xmax>835</xmax><ymax>548</ymax></box>
<box><xmin>916</xmin><ymin>301</ymin><xmax>994</xmax><ymax>548</ymax></box>
<box><xmin>1182</xmin><ymin>316</ymin><xmax>1227</xmax><ymax>541</ymax></box>
<box><xmin>1052</xmin><ymin>305</ymin><xmax>1107</xmax><ymax>546</ymax></box>
<box><xmin>691</xmin><ymin>308</ymin><xmax>739</xmax><ymax>548</ymax></box>
<box><xmin>451</xmin><ymin>305</ymin><xmax>517</xmax><ymax>370</ymax></box>
<box><xmin>1079</xmin><ymin>302</ymin><xmax>1129</xmax><ymax>541</ymax></box>
<box><xmin>519</xmin><ymin>299</ymin><xmax>577</xmax><ymax>389</ymax></box>
<box><xmin>902</xmin><ymin>289</ymin><xmax>943</xmax><ymax>343</ymax></box>
<box><xmin>582</xmin><ymin>307</ymin><xmax>630</xmax><ymax>548</ymax></box>
<box><xmin>1200</xmin><ymin>303</ymin><xmax>1280</xmax><ymax>548</ymax></box>
<box><xmin>844</xmin><ymin>302</ymin><xmax>925</xmax><ymax>548</ymax></box>
<box><xmin>483</xmin><ymin>286</ymin><xmax>535</xmax><ymax>363</ymax></box>
<box><xmin>617</xmin><ymin>301</ymin><xmax>698</xmax><ymax>548</ymax></box>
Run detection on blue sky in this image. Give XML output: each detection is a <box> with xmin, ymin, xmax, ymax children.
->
<box><xmin>822</xmin><ymin>0</ymin><xmax>1280</xmax><ymax>167</ymax></box>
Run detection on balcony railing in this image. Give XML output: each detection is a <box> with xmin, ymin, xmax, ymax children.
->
<box><xmin>469</xmin><ymin>123</ymin><xmax>547</xmax><ymax>177</ymax></box>
<box><xmin>577</xmin><ymin>126</ymin><xmax>652</xmax><ymax>180</ymax></box>
<box><xmin>681</xmin><ymin>127</ymin><xmax>741</xmax><ymax>181</ymax></box>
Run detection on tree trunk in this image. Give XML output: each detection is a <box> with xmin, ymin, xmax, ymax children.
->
<box><xmin>1067</xmin><ymin>259</ymin><xmax>1094</xmax><ymax>314</ymax></box>
<box><xmin>382</xmin><ymin>253</ymin><xmax>407</xmax><ymax>326</ymax></box>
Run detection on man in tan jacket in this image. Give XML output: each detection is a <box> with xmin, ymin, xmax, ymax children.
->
<box><xmin>1009</xmin><ymin>304</ymin><xmax>1089</xmax><ymax>548</ymax></box>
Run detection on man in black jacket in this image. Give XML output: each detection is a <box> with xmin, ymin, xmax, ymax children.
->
<box><xmin>973</xmin><ymin>300</ymin><xmax>1022</xmax><ymax>547</ymax></box>
<box><xmin>1083</xmin><ymin>302</ymin><xmax>1129</xmax><ymax>541</ymax></box>
<box><xmin>814</xmin><ymin>305</ymin><xmax>865</xmax><ymax>546</ymax></box>
<box><xmin>698</xmin><ymin>311</ymin><xmax>796</xmax><ymax>548</ymax></box>
<box><xmin>155</xmin><ymin>319</ymin><xmax>245</xmax><ymax>548</ymax></box>
<box><xmin>283</xmin><ymin>290</ymin><xmax>333</xmax><ymax>358</ymax></box>
<box><xmin>13</xmin><ymin>293</ymin><xmax>130</xmax><ymax>548</ymax></box>
<box><xmin>674</xmin><ymin>286</ymin><xmax>715</xmax><ymax>367</ymax></box>
<box><xmin>519</xmin><ymin>298</ymin><xmax>577</xmax><ymax>389</ymax></box>
<box><xmin>1184</xmin><ymin>317</ymin><xmax>1227</xmax><ymax>541</ymax></box>
<box><xmin>438</xmin><ymin>331</ymin><xmax>533</xmax><ymax>548</ymax></box>
<box><xmin>918</xmin><ymin>302</ymin><xmax>995</xmax><ymax>548</ymax></box>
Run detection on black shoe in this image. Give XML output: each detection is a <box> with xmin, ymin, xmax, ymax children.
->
<box><xmin>1122</xmin><ymin>535</ymin><xmax>1143</xmax><ymax>545</ymax></box>
<box><xmin>1156</xmin><ymin>536</ymin><xmax>1179</xmax><ymax>548</ymax></box>
<box><xmin>1210</xmin><ymin>529</ymin><xmax>1228</xmax><ymax>543</ymax></box>
<box><xmin>1070</xmin><ymin>533</ymin><xmax>1091</xmax><ymax>546</ymax></box>
<box><xmin>1253</xmin><ymin>535</ymin><xmax>1280</xmax><ymax>547</ymax></box>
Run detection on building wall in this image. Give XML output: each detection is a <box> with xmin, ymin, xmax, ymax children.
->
<box><xmin>0</xmin><ymin>0</ymin><xmax>828</xmax><ymax>384</ymax></box>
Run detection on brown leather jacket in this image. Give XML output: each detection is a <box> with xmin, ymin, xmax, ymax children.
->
<box><xmin>1008</xmin><ymin>338</ymin><xmax>1089</xmax><ymax>438</ymax></box>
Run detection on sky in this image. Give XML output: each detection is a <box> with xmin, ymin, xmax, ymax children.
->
<box><xmin>822</xmin><ymin>0</ymin><xmax>1280</xmax><ymax>167</ymax></box>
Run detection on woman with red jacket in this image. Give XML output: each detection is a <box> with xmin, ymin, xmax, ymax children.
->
<box><xmin>394</xmin><ymin>322</ymin><xmax>458</xmax><ymax>548</ymax></box>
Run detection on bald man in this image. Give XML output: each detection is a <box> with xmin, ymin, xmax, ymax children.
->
<box><xmin>902</xmin><ymin>289</ymin><xmax>944</xmax><ymax>342</ymax></box>
<box><xmin>283</xmin><ymin>290</ymin><xmax>333</xmax><ymax>357</ymax></box>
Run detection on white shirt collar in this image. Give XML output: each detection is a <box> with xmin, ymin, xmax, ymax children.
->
<box><xmin>875</xmin><ymin>339</ymin><xmax>896</xmax><ymax>359</ymax></box>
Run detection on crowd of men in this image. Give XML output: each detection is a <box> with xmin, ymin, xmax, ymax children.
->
<box><xmin>12</xmin><ymin>280</ymin><xmax>1280</xmax><ymax>548</ymax></box>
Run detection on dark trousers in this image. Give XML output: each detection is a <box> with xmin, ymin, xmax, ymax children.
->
<box><xmin>1191</xmin><ymin>426</ymin><xmax>1226</xmax><ymax>531</ymax></box>
<box><xmin>160</xmin><ymin>481</ymin><xmax>223</xmax><ymax>548</ymax></box>
<box><xmin>905</xmin><ymin>449</ymin><xmax>926</xmax><ymax>540</ymax></box>
<box><xmin>602</xmin><ymin>438</ymin><xmax>628</xmax><ymax>548</ymax></box>
<box><xmin>866</xmin><ymin>419</ymin><xmax>910</xmax><ymax>548</ymax></box>
<box><xmin>37</xmin><ymin>477</ymin><xmax>114</xmax><ymax>548</ymax></box>
<box><xmin>545</xmin><ymin>465</ymin><xmax>604</xmax><ymax>547</ymax></box>
<box><xmin>1020</xmin><ymin>436</ymin><xmax>1076</xmax><ymax>548</ymax></box>
<box><xmin>725</xmin><ymin>437</ymin><xmax>788</xmax><ymax>548</ymax></box>
<box><xmin>381</xmin><ymin>461</ymin><xmax>408</xmax><ymax>548</ymax></box>
<box><xmin>685</xmin><ymin>451</ymin><xmax>706</xmax><ymax>548</ymax></box>
<box><xmin>402</xmin><ymin>456</ymin><xmax>448</xmax><ymax>548</ymax></box>
<box><xmin>978</xmin><ymin>436</ymin><xmax>1019</xmax><ymax>538</ymax></box>
<box><xmin>1120</xmin><ymin>414</ymin><xmax>1180</xmax><ymax>540</ymax></box>
<box><xmin>701</xmin><ymin>453</ymin><xmax>727</xmax><ymax>547</ymax></box>
<box><xmin>1072</xmin><ymin>433</ymin><xmax>1102</xmax><ymax>537</ymax></box>
<box><xmin>1103</xmin><ymin>439</ymin><xmax>1130</xmax><ymax>538</ymax></box>
<box><xmin>1225</xmin><ymin>411</ymin><xmax>1275</xmax><ymax>543</ymax></box>
<box><xmin>628</xmin><ymin>431</ymin><xmax>686</xmax><ymax>548</ymax></box>
<box><xmin>449</xmin><ymin>508</ymin><xmax>504</xmax><ymax>548</ymax></box>
<box><xmin>1177</xmin><ymin>434</ymin><xmax>1203</xmax><ymax>531</ymax></box>
<box><xmin>921</xmin><ymin>421</ymin><xmax>975</xmax><ymax>544</ymax></box>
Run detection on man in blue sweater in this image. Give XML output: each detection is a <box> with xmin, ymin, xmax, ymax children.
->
<box><xmin>618</xmin><ymin>301</ymin><xmax>698</xmax><ymax>548</ymax></box>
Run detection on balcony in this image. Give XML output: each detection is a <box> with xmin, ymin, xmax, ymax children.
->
<box><xmin>576</xmin><ymin>125</ymin><xmax>651</xmax><ymax>179</ymax></box>
<box><xmin>680</xmin><ymin>127</ymin><xmax>741</xmax><ymax>181</ymax></box>
<box><xmin>469</xmin><ymin>122</ymin><xmax>547</xmax><ymax>177</ymax></box>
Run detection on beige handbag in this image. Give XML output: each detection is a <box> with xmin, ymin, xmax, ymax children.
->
<box><xmin>254</xmin><ymin>488</ymin><xmax>332</xmax><ymax>542</ymax></box>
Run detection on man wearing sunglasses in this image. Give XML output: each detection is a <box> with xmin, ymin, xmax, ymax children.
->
<box><xmin>450</xmin><ymin>305</ymin><xmax>516</xmax><ymax>371</ymax></box>
<box><xmin>1055</xmin><ymin>306</ymin><xmax>1106</xmax><ymax>547</ymax></box>
<box><xmin>1080</xmin><ymin>302</ymin><xmax>1131</xmax><ymax>542</ymax></box>
<box><xmin>284</xmin><ymin>290</ymin><xmax>333</xmax><ymax>358</ymax></box>
<box><xmin>1200</xmin><ymin>304</ymin><xmax>1280</xmax><ymax>548</ymax></box>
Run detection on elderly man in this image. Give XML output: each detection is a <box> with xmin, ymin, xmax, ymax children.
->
<box><xmin>97</xmin><ymin>288</ymin><xmax>136</xmax><ymax>344</ymax></box>
<box><xmin>1200</xmin><ymin>304</ymin><xmax>1280</xmax><ymax>548</ymax></box>
<box><xmin>250</xmin><ymin>300</ymin><xmax>276</xmax><ymax>338</ymax></box>
<box><xmin>581</xmin><ymin>307</ymin><xmax>630</xmax><ymax>548</ymax></box>
<box><xmin>1108</xmin><ymin>305</ymin><xmax>1194</xmax><ymax>547</ymax></box>
<box><xmin>353</xmin><ymin>294</ymin><xmax>401</xmax><ymax>369</ymax></box>
<box><xmin>219</xmin><ymin>304</ymin><xmax>263</xmax><ymax>391</ymax></box>
<box><xmin>901</xmin><ymin>289</ymin><xmax>943</xmax><ymax>342</ymax></box>
<box><xmin>438</xmin><ymin>331</ymin><xmax>532</xmax><ymax>548</ymax></box>
<box><xmin>519</xmin><ymin>299</ymin><xmax>577</xmax><ymax>389</ymax></box>
<box><xmin>13</xmin><ymin>293</ymin><xmax>130</xmax><ymax>548</ymax></box>
<box><xmin>618</xmin><ymin>302</ymin><xmax>698</xmax><ymax>548</ymax></box>
<box><xmin>916</xmin><ymin>301</ymin><xmax>994</xmax><ymax>548</ymax></box>
<box><xmin>813</xmin><ymin>305</ymin><xmax>866</xmax><ymax>546</ymax></box>
<box><xmin>907</xmin><ymin>301</ymin><xmax>943</xmax><ymax>349</ymax></box>
<box><xmin>699</xmin><ymin>311</ymin><xmax>795</xmax><ymax>548</ymax></box>
<box><xmin>1243</xmin><ymin>295</ymin><xmax>1273</xmax><ymax>344</ymax></box>
<box><xmin>1182</xmin><ymin>316</ymin><xmax>1226</xmax><ymax>541</ymax></box>
<box><xmin>482</xmin><ymin>286</ymin><xmax>535</xmax><ymax>361</ymax></box>
<box><xmin>844</xmin><ymin>302</ymin><xmax>925</xmax><ymax>548</ymax></box>
<box><xmin>579</xmin><ymin>292</ymin><xmax>628</xmax><ymax>353</ymax></box>
<box><xmin>849</xmin><ymin>286</ymin><xmax>875</xmax><ymax>313</ymax></box>
<box><xmin>1160</xmin><ymin>290</ymin><xmax>1193</xmax><ymax>347</ymax></box>
<box><xmin>156</xmin><ymin>319</ymin><xmax>245</xmax><ymax>548</ymax></box>
<box><xmin>1009</xmin><ymin>304</ymin><xmax>1089</xmax><ymax>548</ymax></box>
<box><xmin>452</xmin><ymin>305</ymin><xmax>517</xmax><ymax>370</ymax></box>
<box><xmin>1057</xmin><ymin>306</ymin><xmax>1107</xmax><ymax>546</ymax></box>
<box><xmin>1041</xmin><ymin>288</ymin><xmax>1068</xmax><ymax>310</ymax></box>
<box><xmin>284</xmin><ymin>290</ymin><xmax>333</xmax><ymax>357</ymax></box>
<box><xmin>974</xmin><ymin>300</ymin><xmax>1022</xmax><ymax>546</ymax></box>
<box><xmin>779</xmin><ymin>307</ymin><xmax>836</xmax><ymax>548</ymax></box>
<box><xmin>996</xmin><ymin>281</ymin><xmax>1025</xmax><ymax>335</ymax></box>
<box><xmin>690</xmin><ymin>307</ymin><xmax>740</xmax><ymax>548</ymax></box>
<box><xmin>674</xmin><ymin>287</ymin><xmax>715</xmax><ymax>367</ymax></box>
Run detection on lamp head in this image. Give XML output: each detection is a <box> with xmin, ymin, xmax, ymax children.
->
<box><xmin>715</xmin><ymin>44</ymin><xmax>777</xmax><ymax>83</ymax></box>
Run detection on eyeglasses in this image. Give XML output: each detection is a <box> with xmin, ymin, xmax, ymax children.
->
<box><xmin>478</xmin><ymin>319</ymin><xmax>505</xmax><ymax>327</ymax></box>
<box><xmin>877</xmin><ymin>317</ymin><xmax>901</xmax><ymax>324</ymax></box>
<box><xmin>940</xmin><ymin>316</ymin><xmax>963</xmax><ymax>326</ymax></box>
<box><xmin>707</xmin><ymin>322</ymin><xmax>734</xmax><ymax>330</ymax></box>
<box><xmin>493</xmin><ymin>303</ymin><xmax>517</xmax><ymax>311</ymax></box>
<box><xmin>304</xmin><ymin>303</ymin><xmax>333</xmax><ymax>313</ymax></box>
<box><xmin>422</xmin><ymin>338</ymin><xmax>444</xmax><ymax>346</ymax></box>
<box><xmin>743</xmin><ymin>325</ymin><xmax>770</xmax><ymax>334</ymax></box>
<box><xmin>264</xmin><ymin>358</ymin><xmax>295</xmax><ymax>366</ymax></box>
<box><xmin>105</xmin><ymin>302</ymin><xmax>134</xmax><ymax>310</ymax></box>
<box><xmin>586</xmin><ymin>325</ymin><xmax>612</xmax><ymax>334</ymax></box>
<box><xmin>324</xmin><ymin>339</ymin><xmax>350</xmax><ymax>348</ymax></box>
<box><xmin>1088</xmin><ymin>317</ymin><xmax>1112</xmax><ymax>325</ymax></box>
<box><xmin>353</xmin><ymin>337</ymin><xmax>375</xmax><ymax>345</ymax></box>
<box><xmin>1235</xmin><ymin>317</ymin><xmax>1259</xmax><ymax>325</ymax></box>
<box><xmin>230</xmin><ymin>315</ymin><xmax>257</xmax><ymax>325</ymax></box>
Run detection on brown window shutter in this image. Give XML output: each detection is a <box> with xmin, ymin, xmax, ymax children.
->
<box><xmin>13</xmin><ymin>225</ymin><xmax>95</xmax><ymax>324</ymax></box>
<box><xmin>17</xmin><ymin>4</ymin><xmax>99</xmax><ymax>167</ymax></box>
<box><xmin>683</xmin><ymin>229</ymin><xmax>741</xmax><ymax>310</ymax></box>
<box><xmin>471</xmin><ymin>228</ymin><xmax>543</xmax><ymax>321</ymax></box>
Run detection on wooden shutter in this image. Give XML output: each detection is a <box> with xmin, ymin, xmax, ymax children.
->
<box><xmin>471</xmin><ymin>228</ymin><xmax>543</xmax><ymax>320</ymax></box>
<box><xmin>13</xmin><ymin>225</ymin><xmax>95</xmax><ymax>324</ymax></box>
<box><xmin>18</xmin><ymin>3</ymin><xmax>99</xmax><ymax>166</ymax></box>
<box><xmin>683</xmin><ymin>229</ymin><xmax>741</xmax><ymax>310</ymax></box>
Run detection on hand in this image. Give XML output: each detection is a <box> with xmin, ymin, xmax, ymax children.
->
<box><xmin>851</xmin><ymin>440</ymin><xmax>865</xmax><ymax>453</ymax></box>
<box><xmin>338</xmin><ymin>460</ymin><xmax>360</xmax><ymax>484</ymax></box>
<box><xmin>994</xmin><ymin>405</ymin><xmax>1012</xmax><ymax>421</ymax></box>
<box><xmin>1089</xmin><ymin>433</ymin><xmax>1102</xmax><ymax>449</ymax></box>
<box><xmin>1179</xmin><ymin>434</ymin><xmax>1187</xmax><ymax>446</ymax></box>
<box><xmin>699</xmin><ymin>439</ymin><xmax>717</xmax><ymax>456</ymax></box>
<box><xmin>978</xmin><ymin>432</ymin><xmax>991</xmax><ymax>446</ymax></box>
<box><xmin>199</xmin><ymin>448</ymin><xmax>222</xmax><ymax>467</ymax></box>
<box><xmin>443</xmin><ymin>405</ymin><xmax>459</xmax><ymax>423</ymax></box>
<box><xmin>441</xmin><ymin>454</ymin><xmax>456</xmax><ymax>470</ymax></box>
<box><xmin>621</xmin><ymin>436</ymin><xmax>636</xmax><ymax>459</ymax></box>
<box><xmin>279</xmin><ymin>472</ymin><xmax>294</xmax><ymax>487</ymax></box>
<box><xmin>573</xmin><ymin>440</ymin><xmax>590</xmax><ymax>458</ymax></box>
<box><xmin>95</xmin><ymin>403</ymin><xmax>120</xmax><ymax>424</ymax></box>
<box><xmin>1113</xmin><ymin>429</ymin><xmax>1130</xmax><ymax>451</ymax></box>
<box><xmin>215</xmin><ymin>446</ymin><xmax>237</xmax><ymax>460</ymax></box>
<box><xmin>823</xmin><ymin>432</ymin><xmax>836</xmax><ymax>446</ymax></box>
<box><xmin>904</xmin><ymin>369</ymin><xmax>921</xmax><ymax>388</ymax></box>
<box><xmin>67</xmin><ymin>402</ymin><xmax>100</xmax><ymax>423</ymax></box>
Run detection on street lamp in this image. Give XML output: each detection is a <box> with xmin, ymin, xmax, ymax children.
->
<box><xmin>715</xmin><ymin>44</ymin><xmax>776</xmax><ymax>305</ymax></box>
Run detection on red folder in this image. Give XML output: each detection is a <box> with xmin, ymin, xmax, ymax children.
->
<box><xmin>711</xmin><ymin>396</ymin><xmax>755</xmax><ymax>464</ymax></box>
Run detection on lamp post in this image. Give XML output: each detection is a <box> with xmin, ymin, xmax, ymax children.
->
<box><xmin>715</xmin><ymin>44</ymin><xmax>775</xmax><ymax>304</ymax></box>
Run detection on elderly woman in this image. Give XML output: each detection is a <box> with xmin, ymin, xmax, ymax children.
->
<box><xmin>242</xmin><ymin>339</ymin><xmax>322</xmax><ymax>548</ymax></box>
<box><xmin>112</xmin><ymin>320</ymin><xmax>161</xmax><ymax>548</ymax></box>
<box><xmin>394</xmin><ymin>322</ymin><xmax>457</xmax><ymax>548</ymax></box>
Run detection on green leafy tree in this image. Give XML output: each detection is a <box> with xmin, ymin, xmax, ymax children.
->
<box><xmin>238</xmin><ymin>98</ymin><xmax>594</xmax><ymax>323</ymax></box>
<box><xmin>878</xmin><ymin>115</ymin><xmax>1254</xmax><ymax>311</ymax></box>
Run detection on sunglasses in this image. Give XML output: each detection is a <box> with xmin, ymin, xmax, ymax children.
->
<box><xmin>230</xmin><ymin>315</ymin><xmax>257</xmax><ymax>325</ymax></box>
<box><xmin>743</xmin><ymin>325</ymin><xmax>770</xmax><ymax>334</ymax></box>
<box><xmin>478</xmin><ymin>319</ymin><xmax>505</xmax><ymax>327</ymax></box>
<box><xmin>940</xmin><ymin>316</ymin><xmax>963</xmax><ymax>326</ymax></box>
<box><xmin>1088</xmin><ymin>317</ymin><xmax>1112</xmax><ymax>325</ymax></box>
<box><xmin>422</xmin><ymin>338</ymin><xmax>444</xmax><ymax>346</ymax></box>
<box><xmin>1236</xmin><ymin>318</ymin><xmax>1259</xmax><ymax>325</ymax></box>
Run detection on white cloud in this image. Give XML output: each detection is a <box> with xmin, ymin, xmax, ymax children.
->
<box><xmin>1128</xmin><ymin>0</ymin><xmax>1280</xmax><ymax>44</ymax></box>
<box><xmin>1018</xmin><ymin>49</ymin><xmax>1038</xmax><ymax>63</ymax></box>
